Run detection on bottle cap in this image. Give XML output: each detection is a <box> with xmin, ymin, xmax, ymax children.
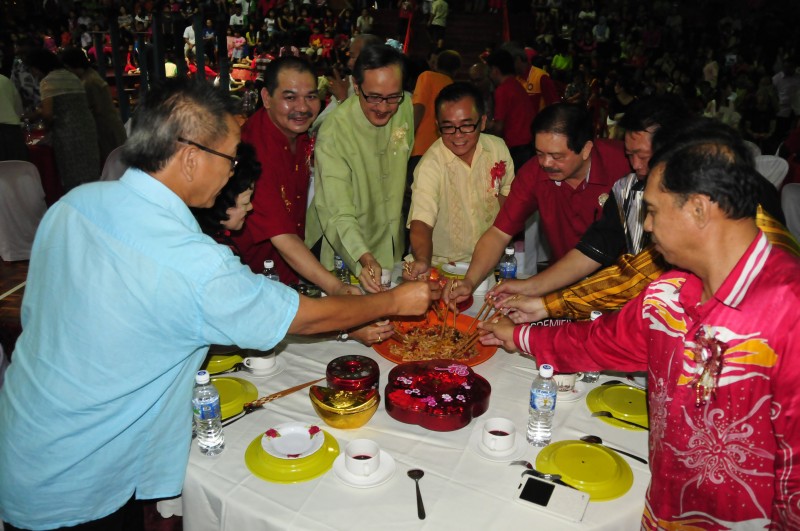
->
<box><xmin>590</xmin><ymin>310</ymin><xmax>602</xmax><ymax>321</ymax></box>
<box><xmin>504</xmin><ymin>246</ymin><xmax>514</xmax><ymax>255</ymax></box>
<box><xmin>195</xmin><ymin>370</ymin><xmax>210</xmax><ymax>384</ymax></box>
<box><xmin>264</xmin><ymin>260</ymin><xmax>274</xmax><ymax>269</ymax></box>
<box><xmin>539</xmin><ymin>364</ymin><xmax>554</xmax><ymax>378</ymax></box>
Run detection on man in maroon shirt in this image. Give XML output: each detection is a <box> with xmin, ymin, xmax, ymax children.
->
<box><xmin>485</xmin><ymin>48</ymin><xmax>537</xmax><ymax>170</ymax></box>
<box><xmin>447</xmin><ymin>103</ymin><xmax>630</xmax><ymax>304</ymax></box>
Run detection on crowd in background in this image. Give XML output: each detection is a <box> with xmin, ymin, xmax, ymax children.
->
<box><xmin>1</xmin><ymin>0</ymin><xmax>798</xmax><ymax>158</ymax></box>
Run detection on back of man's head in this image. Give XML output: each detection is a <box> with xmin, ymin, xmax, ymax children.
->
<box><xmin>263</xmin><ymin>56</ymin><xmax>314</xmax><ymax>96</ymax></box>
<box><xmin>435</xmin><ymin>50</ymin><xmax>461</xmax><ymax>75</ymax></box>
<box><xmin>531</xmin><ymin>103</ymin><xmax>594</xmax><ymax>153</ymax></box>
<box><xmin>434</xmin><ymin>81</ymin><xmax>485</xmax><ymax>119</ymax></box>
<box><xmin>123</xmin><ymin>78</ymin><xmax>238</xmax><ymax>174</ymax></box>
<box><xmin>353</xmin><ymin>33</ymin><xmax>383</xmax><ymax>51</ymax></box>
<box><xmin>618</xmin><ymin>94</ymin><xmax>689</xmax><ymax>135</ymax></box>
<box><xmin>650</xmin><ymin>118</ymin><xmax>759</xmax><ymax>220</ymax></box>
<box><xmin>353</xmin><ymin>43</ymin><xmax>406</xmax><ymax>86</ymax></box>
<box><xmin>486</xmin><ymin>49</ymin><xmax>515</xmax><ymax>77</ymax></box>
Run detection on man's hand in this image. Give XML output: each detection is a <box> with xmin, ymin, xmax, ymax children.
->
<box><xmin>390</xmin><ymin>281</ymin><xmax>434</xmax><ymax>316</ymax></box>
<box><xmin>493</xmin><ymin>295</ymin><xmax>549</xmax><ymax>323</ymax></box>
<box><xmin>402</xmin><ymin>259</ymin><xmax>430</xmax><ymax>281</ymax></box>
<box><xmin>479</xmin><ymin>315</ymin><xmax>519</xmax><ymax>352</ymax></box>
<box><xmin>350</xmin><ymin>320</ymin><xmax>395</xmax><ymax>346</ymax></box>
<box><xmin>490</xmin><ymin>278</ymin><xmax>535</xmax><ymax>300</ymax></box>
<box><xmin>358</xmin><ymin>254</ymin><xmax>382</xmax><ymax>293</ymax></box>
<box><xmin>443</xmin><ymin>277</ymin><xmax>473</xmax><ymax>306</ymax></box>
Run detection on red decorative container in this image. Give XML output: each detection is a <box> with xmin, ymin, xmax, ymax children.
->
<box><xmin>326</xmin><ymin>355</ymin><xmax>380</xmax><ymax>391</ymax></box>
<box><xmin>385</xmin><ymin>359</ymin><xmax>491</xmax><ymax>431</ymax></box>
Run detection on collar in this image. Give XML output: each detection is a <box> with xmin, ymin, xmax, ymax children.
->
<box><xmin>120</xmin><ymin>168</ymin><xmax>199</xmax><ymax>231</ymax></box>
<box><xmin>248</xmin><ymin>107</ymin><xmax>310</xmax><ymax>154</ymax></box>
<box><xmin>552</xmin><ymin>158</ymin><xmax>592</xmax><ymax>187</ymax></box>
<box><xmin>681</xmin><ymin>231</ymin><xmax>771</xmax><ymax>310</ymax></box>
<box><xmin>440</xmin><ymin>134</ymin><xmax>486</xmax><ymax>166</ymax></box>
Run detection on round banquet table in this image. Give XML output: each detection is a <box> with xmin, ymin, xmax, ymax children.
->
<box><xmin>179</xmin><ymin>330</ymin><xmax>651</xmax><ymax>530</ymax></box>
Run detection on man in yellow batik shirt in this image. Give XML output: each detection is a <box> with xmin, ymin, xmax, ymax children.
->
<box><xmin>404</xmin><ymin>82</ymin><xmax>514</xmax><ymax>280</ymax></box>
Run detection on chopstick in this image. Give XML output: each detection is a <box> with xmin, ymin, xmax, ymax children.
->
<box><xmin>452</xmin><ymin>311</ymin><xmax>502</xmax><ymax>357</ymax></box>
<box><xmin>466</xmin><ymin>299</ymin><xmax>493</xmax><ymax>334</ymax></box>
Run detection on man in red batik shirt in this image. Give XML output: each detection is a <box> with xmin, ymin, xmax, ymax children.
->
<box><xmin>447</xmin><ymin>103</ymin><xmax>629</xmax><ymax>304</ymax></box>
<box><xmin>482</xmin><ymin>122</ymin><xmax>800</xmax><ymax>529</ymax></box>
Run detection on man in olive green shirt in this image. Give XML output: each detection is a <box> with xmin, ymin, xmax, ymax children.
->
<box><xmin>306</xmin><ymin>44</ymin><xmax>414</xmax><ymax>293</ymax></box>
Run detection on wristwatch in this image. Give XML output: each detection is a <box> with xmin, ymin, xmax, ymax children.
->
<box><xmin>337</xmin><ymin>330</ymin><xmax>349</xmax><ymax>342</ymax></box>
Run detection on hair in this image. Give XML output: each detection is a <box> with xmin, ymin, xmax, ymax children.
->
<box><xmin>485</xmin><ymin>49</ymin><xmax>515</xmax><ymax>76</ymax></box>
<box><xmin>618</xmin><ymin>94</ymin><xmax>689</xmax><ymax>134</ymax></box>
<box><xmin>59</xmin><ymin>46</ymin><xmax>90</xmax><ymax>70</ymax></box>
<box><xmin>263</xmin><ymin>56</ymin><xmax>315</xmax><ymax>96</ymax></box>
<box><xmin>121</xmin><ymin>78</ymin><xmax>239</xmax><ymax>173</ymax></box>
<box><xmin>531</xmin><ymin>103</ymin><xmax>594</xmax><ymax>153</ymax></box>
<box><xmin>649</xmin><ymin>118</ymin><xmax>759</xmax><ymax>219</ymax></box>
<box><xmin>24</xmin><ymin>49</ymin><xmax>62</xmax><ymax>75</ymax></box>
<box><xmin>435</xmin><ymin>81</ymin><xmax>485</xmax><ymax>119</ymax></box>
<box><xmin>352</xmin><ymin>33</ymin><xmax>383</xmax><ymax>52</ymax></box>
<box><xmin>352</xmin><ymin>43</ymin><xmax>406</xmax><ymax>86</ymax></box>
<box><xmin>435</xmin><ymin>50</ymin><xmax>461</xmax><ymax>75</ymax></box>
<box><xmin>192</xmin><ymin>142</ymin><xmax>261</xmax><ymax>234</ymax></box>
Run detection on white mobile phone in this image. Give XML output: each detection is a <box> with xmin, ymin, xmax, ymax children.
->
<box><xmin>514</xmin><ymin>475</ymin><xmax>590</xmax><ymax>522</ymax></box>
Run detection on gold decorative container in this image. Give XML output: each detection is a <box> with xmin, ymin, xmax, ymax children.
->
<box><xmin>309</xmin><ymin>386</ymin><xmax>379</xmax><ymax>429</ymax></box>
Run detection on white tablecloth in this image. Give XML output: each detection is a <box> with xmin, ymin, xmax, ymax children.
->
<box><xmin>180</xmin><ymin>336</ymin><xmax>650</xmax><ymax>530</ymax></box>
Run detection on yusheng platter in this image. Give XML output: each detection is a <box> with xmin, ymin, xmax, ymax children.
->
<box><xmin>371</xmin><ymin>309</ymin><xmax>497</xmax><ymax>366</ymax></box>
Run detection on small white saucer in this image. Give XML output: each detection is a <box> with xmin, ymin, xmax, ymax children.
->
<box><xmin>557</xmin><ymin>381</ymin><xmax>588</xmax><ymax>403</ymax></box>
<box><xmin>468</xmin><ymin>425</ymin><xmax>527</xmax><ymax>463</ymax></box>
<box><xmin>332</xmin><ymin>450</ymin><xmax>396</xmax><ymax>488</ymax></box>
<box><xmin>242</xmin><ymin>357</ymin><xmax>285</xmax><ymax>379</ymax></box>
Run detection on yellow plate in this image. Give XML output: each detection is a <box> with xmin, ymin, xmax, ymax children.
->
<box><xmin>536</xmin><ymin>440</ymin><xmax>633</xmax><ymax>501</ymax></box>
<box><xmin>585</xmin><ymin>385</ymin><xmax>648</xmax><ymax>431</ymax></box>
<box><xmin>245</xmin><ymin>430</ymin><xmax>339</xmax><ymax>483</ymax></box>
<box><xmin>204</xmin><ymin>354</ymin><xmax>244</xmax><ymax>375</ymax></box>
<box><xmin>210</xmin><ymin>377</ymin><xmax>258</xmax><ymax>420</ymax></box>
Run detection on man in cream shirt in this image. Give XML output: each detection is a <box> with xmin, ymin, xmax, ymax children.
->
<box><xmin>404</xmin><ymin>82</ymin><xmax>514</xmax><ymax>280</ymax></box>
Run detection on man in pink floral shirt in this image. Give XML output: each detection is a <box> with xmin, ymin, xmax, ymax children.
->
<box><xmin>483</xmin><ymin>122</ymin><xmax>800</xmax><ymax>528</ymax></box>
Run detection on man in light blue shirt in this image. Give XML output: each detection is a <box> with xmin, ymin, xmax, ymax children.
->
<box><xmin>0</xmin><ymin>79</ymin><xmax>431</xmax><ymax>531</ymax></box>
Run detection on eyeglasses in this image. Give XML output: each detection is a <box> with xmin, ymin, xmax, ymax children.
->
<box><xmin>439</xmin><ymin>123</ymin><xmax>479</xmax><ymax>135</ymax></box>
<box><xmin>177</xmin><ymin>137</ymin><xmax>239</xmax><ymax>171</ymax></box>
<box><xmin>358</xmin><ymin>91</ymin><xmax>405</xmax><ymax>105</ymax></box>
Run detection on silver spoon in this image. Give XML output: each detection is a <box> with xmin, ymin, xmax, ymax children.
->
<box><xmin>407</xmin><ymin>469</ymin><xmax>426</xmax><ymax>520</ymax></box>
<box><xmin>580</xmin><ymin>435</ymin><xmax>648</xmax><ymax>464</ymax></box>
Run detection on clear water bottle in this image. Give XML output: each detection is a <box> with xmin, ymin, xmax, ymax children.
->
<box><xmin>263</xmin><ymin>260</ymin><xmax>280</xmax><ymax>282</ymax></box>
<box><xmin>581</xmin><ymin>311</ymin><xmax>602</xmax><ymax>383</ymax></box>
<box><xmin>527</xmin><ymin>363</ymin><xmax>557</xmax><ymax>447</ymax></box>
<box><xmin>498</xmin><ymin>246</ymin><xmax>517</xmax><ymax>280</ymax></box>
<box><xmin>192</xmin><ymin>370</ymin><xmax>225</xmax><ymax>456</ymax></box>
<box><xmin>334</xmin><ymin>254</ymin><xmax>350</xmax><ymax>284</ymax></box>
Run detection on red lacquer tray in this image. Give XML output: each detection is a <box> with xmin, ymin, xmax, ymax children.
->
<box><xmin>371</xmin><ymin>309</ymin><xmax>497</xmax><ymax>366</ymax></box>
<box><xmin>385</xmin><ymin>359</ymin><xmax>491</xmax><ymax>431</ymax></box>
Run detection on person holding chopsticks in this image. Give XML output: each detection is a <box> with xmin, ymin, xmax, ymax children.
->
<box><xmin>0</xmin><ymin>78</ymin><xmax>433</xmax><ymax>531</ymax></box>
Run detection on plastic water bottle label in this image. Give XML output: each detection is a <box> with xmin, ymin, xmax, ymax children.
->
<box><xmin>193</xmin><ymin>396</ymin><xmax>221</xmax><ymax>421</ymax></box>
<box><xmin>530</xmin><ymin>388</ymin><xmax>556</xmax><ymax>411</ymax></box>
<box><xmin>498</xmin><ymin>262</ymin><xmax>517</xmax><ymax>279</ymax></box>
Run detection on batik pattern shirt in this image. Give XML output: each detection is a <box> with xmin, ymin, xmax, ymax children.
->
<box><xmin>516</xmin><ymin>232</ymin><xmax>800</xmax><ymax>529</ymax></box>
